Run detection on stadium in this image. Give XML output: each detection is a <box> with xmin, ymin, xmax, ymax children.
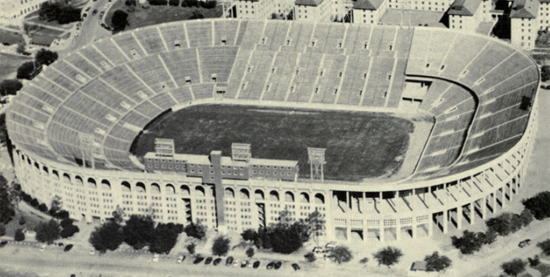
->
<box><xmin>6</xmin><ymin>18</ymin><xmax>539</xmax><ymax>242</ymax></box>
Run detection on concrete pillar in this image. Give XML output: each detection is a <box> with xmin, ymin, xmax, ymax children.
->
<box><xmin>492</xmin><ymin>192</ymin><xmax>497</xmax><ymax>214</ymax></box>
<box><xmin>470</xmin><ymin>202</ymin><xmax>476</xmax><ymax>224</ymax></box>
<box><xmin>501</xmin><ymin>188</ymin><xmax>507</xmax><ymax>208</ymax></box>
<box><xmin>428</xmin><ymin>215</ymin><xmax>433</xmax><ymax>237</ymax></box>
<box><xmin>346</xmin><ymin>191</ymin><xmax>350</xmax><ymax>210</ymax></box>
<box><xmin>508</xmin><ymin>183</ymin><xmax>513</xmax><ymax>201</ymax></box>
<box><xmin>481</xmin><ymin>196</ymin><xmax>487</xmax><ymax>219</ymax></box>
<box><xmin>442</xmin><ymin>211</ymin><xmax>448</xmax><ymax>234</ymax></box>
<box><xmin>379</xmin><ymin>222</ymin><xmax>385</xmax><ymax>242</ymax></box>
<box><xmin>346</xmin><ymin>227</ymin><xmax>352</xmax><ymax>242</ymax></box>
<box><xmin>396</xmin><ymin>219</ymin><xmax>401</xmax><ymax>241</ymax></box>
<box><xmin>457</xmin><ymin>206</ymin><xmax>463</xmax><ymax>229</ymax></box>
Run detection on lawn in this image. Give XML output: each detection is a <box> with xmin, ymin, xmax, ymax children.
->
<box><xmin>0</xmin><ymin>30</ymin><xmax>24</xmax><ymax>46</ymax></box>
<box><xmin>131</xmin><ymin>104</ymin><xmax>414</xmax><ymax>181</ymax></box>
<box><xmin>105</xmin><ymin>1</ymin><xmax>223</xmax><ymax>31</ymax></box>
<box><xmin>0</xmin><ymin>54</ymin><xmax>32</xmax><ymax>80</ymax></box>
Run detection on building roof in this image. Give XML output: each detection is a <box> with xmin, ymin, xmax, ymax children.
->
<box><xmin>447</xmin><ymin>0</ymin><xmax>483</xmax><ymax>16</ymax></box>
<box><xmin>509</xmin><ymin>0</ymin><xmax>539</xmax><ymax>18</ymax></box>
<box><xmin>295</xmin><ymin>0</ymin><xmax>324</xmax><ymax>6</ymax></box>
<box><xmin>353</xmin><ymin>0</ymin><xmax>384</xmax><ymax>10</ymax></box>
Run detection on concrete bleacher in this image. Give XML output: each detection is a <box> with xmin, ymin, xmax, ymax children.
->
<box><xmin>7</xmin><ymin>19</ymin><xmax>538</xmax><ymax>178</ymax></box>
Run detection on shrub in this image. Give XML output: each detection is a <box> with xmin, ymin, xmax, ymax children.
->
<box><xmin>486</xmin><ymin>213</ymin><xmax>514</xmax><ymax>236</ymax></box>
<box><xmin>501</xmin><ymin>258</ymin><xmax>526</xmax><ymax>277</ymax></box>
<box><xmin>373</xmin><ymin>246</ymin><xmax>403</xmax><ymax>268</ymax></box>
<box><xmin>0</xmin><ymin>223</ymin><xmax>5</xmax><ymax>236</ymax></box>
<box><xmin>241</xmin><ymin>229</ymin><xmax>258</xmax><ymax>241</ymax></box>
<box><xmin>60</xmin><ymin>224</ymin><xmax>79</xmax><ymax>238</ymax></box>
<box><xmin>19</xmin><ymin>216</ymin><xmax>26</xmax><ymax>225</ymax></box>
<box><xmin>519</xmin><ymin>209</ymin><xmax>534</xmax><ymax>227</ymax></box>
<box><xmin>168</xmin><ymin>0</ymin><xmax>179</xmax><ymax>6</ymax></box>
<box><xmin>0</xmin><ymin>79</ymin><xmax>23</xmax><ymax>96</ymax></box>
<box><xmin>246</xmin><ymin>247</ymin><xmax>254</xmax><ymax>258</ymax></box>
<box><xmin>478</xmin><ymin>230</ymin><xmax>497</xmax><ymax>245</ymax></box>
<box><xmin>523</xmin><ymin>191</ymin><xmax>550</xmax><ymax>220</ymax></box>
<box><xmin>184</xmin><ymin>222</ymin><xmax>206</xmax><ymax>240</ymax></box>
<box><xmin>452</xmin><ymin>230</ymin><xmax>484</xmax><ymax>255</ymax></box>
<box><xmin>528</xmin><ymin>255</ymin><xmax>541</xmax><ymax>267</ymax></box>
<box><xmin>424</xmin><ymin>251</ymin><xmax>452</xmax><ymax>272</ymax></box>
<box><xmin>16</xmin><ymin>61</ymin><xmax>40</xmax><ymax>80</ymax></box>
<box><xmin>199</xmin><ymin>0</ymin><xmax>216</xmax><ymax>9</ymax></box>
<box><xmin>35</xmin><ymin>219</ymin><xmax>60</xmax><ymax>244</ymax></box>
<box><xmin>35</xmin><ymin>49</ymin><xmax>58</xmax><ymax>66</ymax></box>
<box><xmin>60</xmin><ymin>218</ymin><xmax>73</xmax><ymax>228</ymax></box>
<box><xmin>212</xmin><ymin>236</ymin><xmax>231</xmax><ymax>256</ymax></box>
<box><xmin>304</xmin><ymin>252</ymin><xmax>316</xmax><ymax>262</ymax></box>
<box><xmin>542</xmin><ymin>65</ymin><xmax>550</xmax><ymax>82</ymax></box>
<box><xmin>111</xmin><ymin>10</ymin><xmax>129</xmax><ymax>32</ymax></box>
<box><xmin>14</xmin><ymin>228</ymin><xmax>25</xmax><ymax>241</ymax></box>
<box><xmin>186</xmin><ymin>242</ymin><xmax>196</xmax><ymax>254</ymax></box>
<box><xmin>327</xmin><ymin>246</ymin><xmax>353</xmax><ymax>265</ymax></box>
<box><xmin>22</xmin><ymin>194</ymin><xmax>32</xmax><ymax>203</ymax></box>
<box><xmin>38</xmin><ymin>203</ymin><xmax>48</xmax><ymax>212</ymax></box>
<box><xmin>359</xmin><ymin>257</ymin><xmax>369</xmax><ymax>265</ymax></box>
<box><xmin>149</xmin><ymin>0</ymin><xmax>168</xmax><ymax>5</ymax></box>
<box><xmin>30</xmin><ymin>198</ymin><xmax>39</xmax><ymax>207</ymax></box>
<box><xmin>537</xmin><ymin>239</ymin><xmax>550</xmax><ymax>256</ymax></box>
<box><xmin>89</xmin><ymin>221</ymin><xmax>123</xmax><ymax>253</ymax></box>
<box><xmin>56</xmin><ymin>210</ymin><xmax>69</xmax><ymax>220</ymax></box>
<box><xmin>38</xmin><ymin>1</ymin><xmax>81</xmax><ymax>24</ymax></box>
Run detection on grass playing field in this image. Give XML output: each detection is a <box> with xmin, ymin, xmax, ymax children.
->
<box><xmin>132</xmin><ymin>104</ymin><xmax>414</xmax><ymax>181</ymax></box>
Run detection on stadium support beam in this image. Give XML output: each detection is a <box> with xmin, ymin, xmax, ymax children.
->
<box><xmin>79</xmin><ymin>134</ymin><xmax>95</xmax><ymax>169</ymax></box>
<box><xmin>308</xmin><ymin>148</ymin><xmax>326</xmax><ymax>182</ymax></box>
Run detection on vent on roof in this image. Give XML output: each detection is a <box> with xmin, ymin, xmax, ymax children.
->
<box><xmin>338</xmin><ymin>40</ymin><xmax>343</xmax><ymax>49</ymax></box>
<box><xmin>363</xmin><ymin>72</ymin><xmax>367</xmax><ymax>79</ymax></box>
<box><xmin>296</xmin><ymin>68</ymin><xmax>300</xmax><ymax>75</ymax></box>
<box><xmin>211</xmin><ymin>74</ymin><xmax>217</xmax><ymax>83</ymax></box>
<box><xmin>311</xmin><ymin>40</ymin><xmax>316</xmax><ymax>47</ymax></box>
<box><xmin>389</xmin><ymin>44</ymin><xmax>393</xmax><ymax>51</ymax></box>
<box><xmin>42</xmin><ymin>105</ymin><xmax>54</xmax><ymax>113</ymax></box>
<box><xmin>174</xmin><ymin>40</ymin><xmax>181</xmax><ymax>48</ymax></box>
<box><xmin>137</xmin><ymin>90</ymin><xmax>148</xmax><ymax>100</ymax></box>
<box><xmin>160</xmin><ymin>82</ymin><xmax>168</xmax><ymax>89</ymax></box>
<box><xmin>433</xmin><ymin>98</ymin><xmax>444</xmax><ymax>107</ymax></box>
<box><xmin>261</xmin><ymin>37</ymin><xmax>268</xmax><ymax>45</ymax></box>
<box><xmin>339</xmin><ymin>71</ymin><xmax>343</xmax><ymax>77</ymax></box>
<box><xmin>460</xmin><ymin>70</ymin><xmax>469</xmax><ymax>77</ymax></box>
<box><xmin>445</xmin><ymin>106</ymin><xmax>458</xmax><ymax>114</ymax></box>
<box><xmin>440</xmin><ymin>65</ymin><xmax>446</xmax><ymax>70</ymax></box>
<box><xmin>242</xmin><ymin>82</ymin><xmax>247</xmax><ymax>90</ymax></box>
<box><xmin>320</xmin><ymin>69</ymin><xmax>324</xmax><ymax>76</ymax></box>
<box><xmin>286</xmin><ymin>38</ymin><xmax>291</xmax><ymax>46</ymax></box>
<box><xmin>120</xmin><ymin>101</ymin><xmax>131</xmax><ymax>110</ymax></box>
<box><xmin>425</xmin><ymin>63</ymin><xmax>430</xmax><ymax>68</ymax></box>
<box><xmin>359</xmin><ymin>90</ymin><xmax>363</xmax><ymax>96</ymax></box>
<box><xmin>221</xmin><ymin>37</ymin><xmax>227</xmax><ymax>45</ymax></box>
<box><xmin>247</xmin><ymin>65</ymin><xmax>253</xmax><ymax>73</ymax></box>
<box><xmin>272</xmin><ymin>67</ymin><xmax>277</xmax><ymax>74</ymax></box>
<box><xmin>185</xmin><ymin>76</ymin><xmax>191</xmax><ymax>84</ymax></box>
<box><xmin>474</xmin><ymin>77</ymin><xmax>485</xmax><ymax>86</ymax></box>
<box><xmin>130</xmin><ymin>50</ymin><xmax>140</xmax><ymax>58</ymax></box>
<box><xmin>75</xmin><ymin>74</ymin><xmax>87</xmax><ymax>83</ymax></box>
<box><xmin>484</xmin><ymin>87</ymin><xmax>494</xmax><ymax>95</ymax></box>
<box><xmin>291</xmin><ymin>85</ymin><xmax>296</xmax><ymax>93</ymax></box>
<box><xmin>265</xmin><ymin>83</ymin><xmax>271</xmax><ymax>92</ymax></box>
<box><xmin>363</xmin><ymin>41</ymin><xmax>368</xmax><ymax>49</ymax></box>
<box><xmin>105</xmin><ymin>114</ymin><xmax>117</xmax><ymax>122</ymax></box>
<box><xmin>334</xmin><ymin>88</ymin><xmax>338</xmax><ymax>95</ymax></box>
<box><xmin>100</xmin><ymin>61</ymin><xmax>111</xmax><ymax>70</ymax></box>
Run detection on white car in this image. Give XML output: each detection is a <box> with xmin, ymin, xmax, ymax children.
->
<box><xmin>39</xmin><ymin>244</ymin><xmax>46</xmax><ymax>252</ymax></box>
<box><xmin>176</xmin><ymin>255</ymin><xmax>184</xmax><ymax>264</ymax></box>
<box><xmin>89</xmin><ymin>249</ymin><xmax>95</xmax><ymax>255</ymax></box>
<box><xmin>153</xmin><ymin>254</ymin><xmax>160</xmax><ymax>262</ymax></box>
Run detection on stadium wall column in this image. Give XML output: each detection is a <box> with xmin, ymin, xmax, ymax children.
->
<box><xmin>210</xmin><ymin>151</ymin><xmax>226</xmax><ymax>231</ymax></box>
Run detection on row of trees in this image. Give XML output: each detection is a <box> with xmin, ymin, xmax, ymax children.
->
<box><xmin>0</xmin><ymin>175</ymin><xmax>20</xmax><ymax>224</ymax></box>
<box><xmin>522</xmin><ymin>191</ymin><xmax>550</xmax><ymax>220</ymax></box>
<box><xmin>39</xmin><ymin>0</ymin><xmax>81</xmax><ymax>24</ymax></box>
<box><xmin>89</xmin><ymin>214</ymin><xmax>184</xmax><ymax>254</ymax></box>
<box><xmin>16</xmin><ymin>49</ymin><xmax>58</xmax><ymax>80</ymax></box>
<box><xmin>148</xmin><ymin>0</ymin><xmax>217</xmax><ymax>9</ymax></box>
<box><xmin>241</xmin><ymin>210</ymin><xmax>324</xmax><ymax>254</ymax></box>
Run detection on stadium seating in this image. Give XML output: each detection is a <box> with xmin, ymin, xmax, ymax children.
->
<box><xmin>7</xmin><ymin>20</ymin><xmax>538</xmax><ymax>180</ymax></box>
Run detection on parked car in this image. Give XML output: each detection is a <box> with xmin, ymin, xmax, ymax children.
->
<box><xmin>153</xmin><ymin>254</ymin><xmax>159</xmax><ymax>262</ymax></box>
<box><xmin>85</xmin><ymin>7</ymin><xmax>91</xmax><ymax>11</ymax></box>
<box><xmin>92</xmin><ymin>9</ymin><xmax>98</xmax><ymax>15</ymax></box>
<box><xmin>232</xmin><ymin>259</ymin><xmax>240</xmax><ymax>267</ymax></box>
<box><xmin>312</xmin><ymin>246</ymin><xmax>325</xmax><ymax>254</ymax></box>
<box><xmin>274</xmin><ymin>261</ymin><xmax>282</xmax><ymax>270</ymax></box>
<box><xmin>253</xmin><ymin>261</ymin><xmax>261</xmax><ymax>268</ymax></box>
<box><xmin>225</xmin><ymin>256</ymin><xmax>234</xmax><ymax>266</ymax></box>
<box><xmin>240</xmin><ymin>260</ymin><xmax>248</xmax><ymax>268</ymax></box>
<box><xmin>177</xmin><ymin>255</ymin><xmax>186</xmax><ymax>264</ymax></box>
<box><xmin>64</xmin><ymin>244</ymin><xmax>73</xmax><ymax>252</ymax></box>
<box><xmin>99</xmin><ymin>11</ymin><xmax>105</xmax><ymax>20</ymax></box>
<box><xmin>325</xmin><ymin>241</ymin><xmax>337</xmax><ymax>251</ymax></box>
<box><xmin>292</xmin><ymin>263</ymin><xmax>300</xmax><ymax>271</ymax></box>
<box><xmin>39</xmin><ymin>244</ymin><xmax>46</xmax><ymax>252</ymax></box>
<box><xmin>89</xmin><ymin>249</ymin><xmax>95</xmax><ymax>255</ymax></box>
<box><xmin>0</xmin><ymin>241</ymin><xmax>8</xmax><ymax>247</ymax></box>
<box><xmin>57</xmin><ymin>242</ymin><xmax>63</xmax><ymax>247</ymax></box>
<box><xmin>193</xmin><ymin>257</ymin><xmax>205</xmax><ymax>264</ymax></box>
<box><xmin>266</xmin><ymin>261</ymin><xmax>275</xmax><ymax>270</ymax></box>
<box><xmin>205</xmin><ymin>257</ymin><xmax>213</xmax><ymax>265</ymax></box>
<box><xmin>213</xmin><ymin>258</ymin><xmax>222</xmax><ymax>266</ymax></box>
<box><xmin>519</xmin><ymin>239</ymin><xmax>531</xmax><ymax>248</ymax></box>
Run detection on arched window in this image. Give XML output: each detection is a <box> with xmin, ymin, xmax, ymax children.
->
<box><xmin>270</xmin><ymin>190</ymin><xmax>279</xmax><ymax>201</ymax></box>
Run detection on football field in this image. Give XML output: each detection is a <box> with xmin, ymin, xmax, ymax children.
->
<box><xmin>132</xmin><ymin>104</ymin><xmax>415</xmax><ymax>181</ymax></box>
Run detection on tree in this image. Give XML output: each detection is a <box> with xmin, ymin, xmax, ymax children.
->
<box><xmin>55</xmin><ymin>210</ymin><xmax>69</xmax><ymax>220</ymax></box>
<box><xmin>0</xmin><ymin>223</ymin><xmax>5</xmax><ymax>236</ymax></box>
<box><xmin>19</xmin><ymin>216</ymin><xmax>26</xmax><ymax>225</ymax></box>
<box><xmin>60</xmin><ymin>218</ymin><xmax>73</xmax><ymax>228</ymax></box>
<box><xmin>111</xmin><ymin>10</ymin><xmax>129</xmax><ymax>32</ymax></box>
<box><xmin>35</xmin><ymin>49</ymin><xmax>58</xmax><ymax>66</ymax></box>
<box><xmin>89</xmin><ymin>221</ymin><xmax>123</xmax><ymax>253</ymax></box>
<box><xmin>246</xmin><ymin>247</ymin><xmax>254</xmax><ymax>258</ymax></box>
<box><xmin>0</xmin><ymin>79</ymin><xmax>23</xmax><ymax>96</ymax></box>
<box><xmin>149</xmin><ymin>223</ymin><xmax>183</xmax><ymax>254</ymax></box>
<box><xmin>60</xmin><ymin>224</ymin><xmax>79</xmax><ymax>238</ymax></box>
<box><xmin>0</xmin><ymin>175</ymin><xmax>16</xmax><ymax>223</ymax></box>
<box><xmin>30</xmin><ymin>198</ymin><xmax>39</xmax><ymax>207</ymax></box>
<box><xmin>183</xmin><ymin>221</ymin><xmax>206</xmax><ymax>240</ymax></box>
<box><xmin>212</xmin><ymin>236</ymin><xmax>231</xmax><ymax>256</ymax></box>
<box><xmin>327</xmin><ymin>246</ymin><xmax>353</xmax><ymax>265</ymax></box>
<box><xmin>189</xmin><ymin>11</ymin><xmax>204</xmax><ymax>20</ymax></box>
<box><xmin>269</xmin><ymin>223</ymin><xmax>304</xmax><ymax>254</ymax></box>
<box><xmin>123</xmin><ymin>215</ymin><xmax>155</xmax><ymax>249</ymax></box>
<box><xmin>16</xmin><ymin>61</ymin><xmax>40</xmax><ymax>80</ymax></box>
<box><xmin>486</xmin><ymin>213</ymin><xmax>513</xmax><ymax>236</ymax></box>
<box><xmin>528</xmin><ymin>255</ymin><xmax>541</xmax><ymax>267</ymax></box>
<box><xmin>477</xmin><ymin>230</ymin><xmax>497</xmax><ymax>245</ymax></box>
<box><xmin>241</xmin><ymin>229</ymin><xmax>258</xmax><ymax>241</ymax></box>
<box><xmin>522</xmin><ymin>191</ymin><xmax>550</xmax><ymax>220</ymax></box>
<box><xmin>519</xmin><ymin>209</ymin><xmax>534</xmax><ymax>227</ymax></box>
<box><xmin>304</xmin><ymin>211</ymin><xmax>325</xmax><ymax>243</ymax></box>
<box><xmin>50</xmin><ymin>195</ymin><xmax>62</xmax><ymax>215</ymax></box>
<box><xmin>452</xmin><ymin>230</ymin><xmax>484</xmax><ymax>254</ymax></box>
<box><xmin>537</xmin><ymin>239</ymin><xmax>550</xmax><ymax>256</ymax></box>
<box><xmin>14</xmin><ymin>228</ymin><xmax>25</xmax><ymax>241</ymax></box>
<box><xmin>35</xmin><ymin>219</ymin><xmax>61</xmax><ymax>244</ymax></box>
<box><xmin>38</xmin><ymin>203</ymin><xmax>48</xmax><ymax>212</ymax></box>
<box><xmin>111</xmin><ymin>205</ymin><xmax>125</xmax><ymax>224</ymax></box>
<box><xmin>542</xmin><ymin>65</ymin><xmax>550</xmax><ymax>82</ymax></box>
<box><xmin>304</xmin><ymin>252</ymin><xmax>316</xmax><ymax>262</ymax></box>
<box><xmin>501</xmin><ymin>258</ymin><xmax>526</xmax><ymax>277</ymax></box>
<box><xmin>38</xmin><ymin>1</ymin><xmax>81</xmax><ymax>24</ymax></box>
<box><xmin>186</xmin><ymin>242</ymin><xmax>196</xmax><ymax>254</ymax></box>
<box><xmin>373</xmin><ymin>246</ymin><xmax>403</xmax><ymax>268</ymax></box>
<box><xmin>424</xmin><ymin>251</ymin><xmax>452</xmax><ymax>272</ymax></box>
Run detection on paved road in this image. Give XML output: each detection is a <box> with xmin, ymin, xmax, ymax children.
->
<box><xmin>62</xmin><ymin>0</ymin><xmax>112</xmax><ymax>55</ymax></box>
